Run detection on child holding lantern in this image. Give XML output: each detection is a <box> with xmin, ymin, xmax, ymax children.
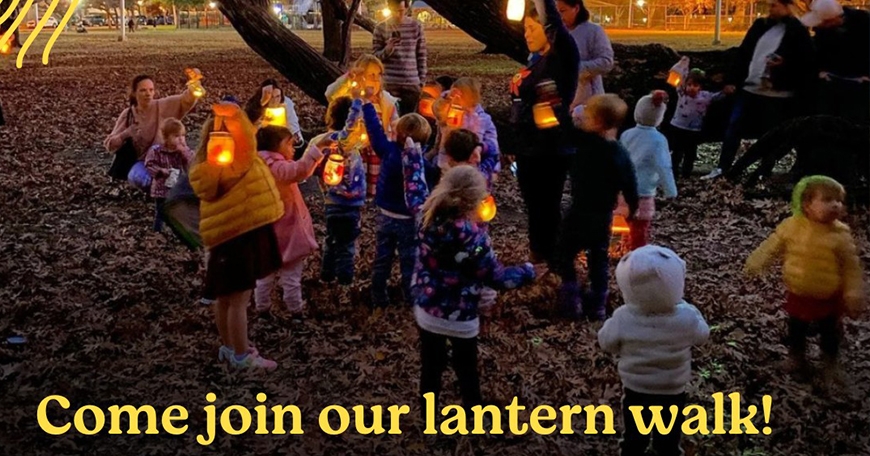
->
<box><xmin>326</xmin><ymin>54</ymin><xmax>400</xmax><ymax>199</ymax></box>
<box><xmin>189</xmin><ymin>102</ymin><xmax>283</xmax><ymax>370</ymax></box>
<box><xmin>254</xmin><ymin>126</ymin><xmax>331</xmax><ymax>320</ymax></box>
<box><xmin>361</xmin><ymin>88</ymin><xmax>433</xmax><ymax>308</ymax></box>
<box><xmin>405</xmin><ymin>163</ymin><xmax>541</xmax><ymax>418</ymax></box>
<box><xmin>555</xmin><ymin>94</ymin><xmax>638</xmax><ymax>321</ymax></box>
<box><xmin>144</xmin><ymin>118</ymin><xmax>194</xmax><ymax>232</ymax></box>
<box><xmin>431</xmin><ymin>78</ymin><xmax>500</xmax><ymax>178</ymax></box>
<box><xmin>745</xmin><ymin>176</ymin><xmax>865</xmax><ymax>387</ymax></box>
<box><xmin>315</xmin><ymin>97</ymin><xmax>368</xmax><ymax>286</ymax></box>
<box><xmin>666</xmin><ymin>57</ymin><xmax>723</xmax><ymax>179</ymax></box>
<box><xmin>618</xmin><ymin>90</ymin><xmax>678</xmax><ymax>250</ymax></box>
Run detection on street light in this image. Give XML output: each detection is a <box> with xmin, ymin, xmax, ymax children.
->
<box><xmin>636</xmin><ymin>0</ymin><xmax>645</xmax><ymax>7</ymax></box>
<box><xmin>209</xmin><ymin>2</ymin><xmax>217</xmax><ymax>8</ymax></box>
<box><xmin>381</xmin><ymin>7</ymin><xmax>391</xmax><ymax>17</ymax></box>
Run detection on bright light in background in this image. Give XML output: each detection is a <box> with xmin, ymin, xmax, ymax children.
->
<box><xmin>642</xmin><ymin>17</ymin><xmax>648</xmax><ymax>23</ymax></box>
<box><xmin>381</xmin><ymin>7</ymin><xmax>391</xmax><ymax>17</ymax></box>
<box><xmin>273</xmin><ymin>5</ymin><xmax>281</xmax><ymax>15</ymax></box>
<box><xmin>635</xmin><ymin>0</ymin><xmax>645</xmax><ymax>7</ymax></box>
<box><xmin>727</xmin><ymin>16</ymin><xmax>733</xmax><ymax>22</ymax></box>
<box><xmin>137</xmin><ymin>0</ymin><xmax>143</xmax><ymax>5</ymax></box>
<box><xmin>209</xmin><ymin>2</ymin><xmax>216</xmax><ymax>7</ymax></box>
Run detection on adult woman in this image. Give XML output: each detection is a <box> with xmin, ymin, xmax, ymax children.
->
<box><xmin>557</xmin><ymin>0</ymin><xmax>614</xmax><ymax>109</ymax></box>
<box><xmin>104</xmin><ymin>73</ymin><xmax>199</xmax><ymax>190</ymax></box>
<box><xmin>244</xmin><ymin>78</ymin><xmax>305</xmax><ymax>147</ymax></box>
<box><xmin>509</xmin><ymin>0</ymin><xmax>579</xmax><ymax>264</ymax></box>
<box><xmin>325</xmin><ymin>54</ymin><xmax>400</xmax><ymax>198</ymax></box>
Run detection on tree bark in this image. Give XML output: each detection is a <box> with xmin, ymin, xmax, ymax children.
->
<box><xmin>321</xmin><ymin>0</ymin><xmax>343</xmax><ymax>60</ymax></box>
<box><xmin>425</xmin><ymin>0</ymin><xmax>527</xmax><ymax>63</ymax></box>
<box><xmin>218</xmin><ymin>0</ymin><xmax>342</xmax><ymax>105</ymax></box>
<box><xmin>340</xmin><ymin>0</ymin><xmax>362</xmax><ymax>67</ymax></box>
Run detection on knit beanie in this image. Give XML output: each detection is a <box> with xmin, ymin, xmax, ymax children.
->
<box><xmin>616</xmin><ymin>245</ymin><xmax>686</xmax><ymax>315</ymax></box>
<box><xmin>634</xmin><ymin>90</ymin><xmax>668</xmax><ymax>128</ymax></box>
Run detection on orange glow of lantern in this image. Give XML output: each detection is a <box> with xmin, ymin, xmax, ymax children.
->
<box><xmin>322</xmin><ymin>154</ymin><xmax>345</xmax><ymax>186</ymax></box>
<box><xmin>263</xmin><ymin>105</ymin><xmax>288</xmax><ymax>127</ymax></box>
<box><xmin>667</xmin><ymin>58</ymin><xmax>689</xmax><ymax>87</ymax></box>
<box><xmin>0</xmin><ymin>35</ymin><xmax>11</xmax><ymax>55</ymax></box>
<box><xmin>207</xmin><ymin>131</ymin><xmax>235</xmax><ymax>166</ymax></box>
<box><xmin>611</xmin><ymin>215</ymin><xmax>630</xmax><ymax>234</ymax></box>
<box><xmin>190</xmin><ymin>81</ymin><xmax>206</xmax><ymax>98</ymax></box>
<box><xmin>419</xmin><ymin>97</ymin><xmax>435</xmax><ymax>118</ymax></box>
<box><xmin>477</xmin><ymin>195</ymin><xmax>497</xmax><ymax>222</ymax></box>
<box><xmin>507</xmin><ymin>0</ymin><xmax>525</xmax><ymax>21</ymax></box>
<box><xmin>446</xmin><ymin>104</ymin><xmax>464</xmax><ymax>127</ymax></box>
<box><xmin>533</xmin><ymin>103</ymin><xmax>559</xmax><ymax>129</ymax></box>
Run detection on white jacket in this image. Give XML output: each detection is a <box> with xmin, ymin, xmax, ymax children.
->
<box><xmin>598</xmin><ymin>245</ymin><xmax>709</xmax><ymax>395</ymax></box>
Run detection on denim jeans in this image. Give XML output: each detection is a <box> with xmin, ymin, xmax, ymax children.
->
<box><xmin>718</xmin><ymin>91</ymin><xmax>792</xmax><ymax>172</ymax></box>
<box><xmin>320</xmin><ymin>205</ymin><xmax>361</xmax><ymax>285</ymax></box>
<box><xmin>371</xmin><ymin>213</ymin><xmax>418</xmax><ymax>307</ymax></box>
<box><xmin>153</xmin><ymin>198</ymin><xmax>165</xmax><ymax>232</ymax></box>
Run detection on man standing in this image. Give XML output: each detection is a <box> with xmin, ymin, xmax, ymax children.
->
<box><xmin>801</xmin><ymin>0</ymin><xmax>869</xmax><ymax>124</ymax></box>
<box><xmin>373</xmin><ymin>0</ymin><xmax>428</xmax><ymax>116</ymax></box>
<box><xmin>703</xmin><ymin>0</ymin><xmax>815</xmax><ymax>180</ymax></box>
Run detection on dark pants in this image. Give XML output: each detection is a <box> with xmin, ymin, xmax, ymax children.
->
<box><xmin>628</xmin><ymin>219</ymin><xmax>650</xmax><ymax>251</ymax></box>
<box><xmin>667</xmin><ymin>126</ymin><xmax>702</xmax><ymax>178</ymax></box>
<box><xmin>371</xmin><ymin>213</ymin><xmax>418</xmax><ymax>307</ymax></box>
<box><xmin>419</xmin><ymin>328</ymin><xmax>481</xmax><ymax>418</ymax></box>
<box><xmin>818</xmin><ymin>78</ymin><xmax>870</xmax><ymax>125</ymax></box>
<box><xmin>515</xmin><ymin>154</ymin><xmax>569</xmax><ymax>263</ymax></box>
<box><xmin>153</xmin><ymin>197</ymin><xmax>166</xmax><ymax>232</ymax></box>
<box><xmin>555</xmin><ymin>210</ymin><xmax>611</xmax><ymax>296</ymax></box>
<box><xmin>321</xmin><ymin>205</ymin><xmax>361</xmax><ymax>285</ymax></box>
<box><xmin>387</xmin><ymin>84</ymin><xmax>422</xmax><ymax>117</ymax></box>
<box><xmin>718</xmin><ymin>91</ymin><xmax>793</xmax><ymax>172</ymax></box>
<box><xmin>621</xmin><ymin>388</ymin><xmax>687</xmax><ymax>456</ymax></box>
<box><xmin>787</xmin><ymin>316</ymin><xmax>841</xmax><ymax>358</ymax></box>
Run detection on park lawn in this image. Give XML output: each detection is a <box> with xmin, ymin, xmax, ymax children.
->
<box><xmin>1</xmin><ymin>27</ymin><xmax>868</xmax><ymax>456</ymax></box>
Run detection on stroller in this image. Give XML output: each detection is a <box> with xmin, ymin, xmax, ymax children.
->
<box><xmin>162</xmin><ymin>173</ymin><xmax>203</xmax><ymax>250</ymax></box>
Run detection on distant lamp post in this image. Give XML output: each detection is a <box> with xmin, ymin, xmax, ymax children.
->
<box><xmin>209</xmin><ymin>2</ymin><xmax>216</xmax><ymax>8</ymax></box>
<box><xmin>636</xmin><ymin>0</ymin><xmax>644</xmax><ymax>7</ymax></box>
<box><xmin>381</xmin><ymin>7</ymin><xmax>391</xmax><ymax>17</ymax></box>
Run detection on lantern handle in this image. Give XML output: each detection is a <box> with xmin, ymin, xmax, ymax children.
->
<box><xmin>213</xmin><ymin>115</ymin><xmax>225</xmax><ymax>132</ymax></box>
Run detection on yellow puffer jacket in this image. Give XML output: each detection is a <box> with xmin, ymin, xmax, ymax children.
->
<box><xmin>190</xmin><ymin>155</ymin><xmax>284</xmax><ymax>249</ymax></box>
<box><xmin>745</xmin><ymin>215</ymin><xmax>863</xmax><ymax>301</ymax></box>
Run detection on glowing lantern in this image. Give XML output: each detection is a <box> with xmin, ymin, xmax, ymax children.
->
<box><xmin>446</xmin><ymin>104</ymin><xmax>464</xmax><ymax>128</ymax></box>
<box><xmin>263</xmin><ymin>105</ymin><xmax>288</xmax><ymax>127</ymax></box>
<box><xmin>477</xmin><ymin>195</ymin><xmax>497</xmax><ymax>222</ymax></box>
<box><xmin>667</xmin><ymin>58</ymin><xmax>689</xmax><ymax>87</ymax></box>
<box><xmin>0</xmin><ymin>35</ymin><xmax>11</xmax><ymax>55</ymax></box>
<box><xmin>608</xmin><ymin>215</ymin><xmax>631</xmax><ymax>258</ymax></box>
<box><xmin>418</xmin><ymin>85</ymin><xmax>441</xmax><ymax>119</ymax></box>
<box><xmin>207</xmin><ymin>131</ymin><xmax>235</xmax><ymax>166</ymax></box>
<box><xmin>507</xmin><ymin>0</ymin><xmax>525</xmax><ymax>21</ymax></box>
<box><xmin>322</xmin><ymin>154</ymin><xmax>345</xmax><ymax>186</ymax></box>
<box><xmin>189</xmin><ymin>80</ymin><xmax>206</xmax><ymax>98</ymax></box>
<box><xmin>533</xmin><ymin>103</ymin><xmax>559</xmax><ymax>129</ymax></box>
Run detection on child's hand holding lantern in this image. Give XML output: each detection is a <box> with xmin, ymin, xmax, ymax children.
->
<box><xmin>207</xmin><ymin>102</ymin><xmax>256</xmax><ymax>167</ymax></box>
<box><xmin>185</xmin><ymin>67</ymin><xmax>203</xmax><ymax>82</ymax></box>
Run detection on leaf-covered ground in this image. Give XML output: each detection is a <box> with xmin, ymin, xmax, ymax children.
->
<box><xmin>1</xmin><ymin>29</ymin><xmax>868</xmax><ymax>456</ymax></box>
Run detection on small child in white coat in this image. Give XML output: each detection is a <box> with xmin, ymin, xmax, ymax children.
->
<box><xmin>619</xmin><ymin>91</ymin><xmax>678</xmax><ymax>250</ymax></box>
<box><xmin>598</xmin><ymin>245</ymin><xmax>709</xmax><ymax>456</ymax></box>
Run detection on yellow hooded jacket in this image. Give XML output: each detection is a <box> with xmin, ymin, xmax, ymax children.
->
<box><xmin>190</xmin><ymin>122</ymin><xmax>284</xmax><ymax>249</ymax></box>
<box><xmin>745</xmin><ymin>176</ymin><xmax>864</xmax><ymax>306</ymax></box>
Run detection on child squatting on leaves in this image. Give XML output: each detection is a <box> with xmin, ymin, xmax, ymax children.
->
<box><xmin>253</xmin><ymin>126</ymin><xmax>330</xmax><ymax>320</ymax></box>
<box><xmin>555</xmin><ymin>94</ymin><xmax>639</xmax><ymax>321</ymax></box>
<box><xmin>744</xmin><ymin>175</ymin><xmax>865</xmax><ymax>387</ymax></box>
<box><xmin>619</xmin><ymin>90</ymin><xmax>678</xmax><ymax>250</ymax></box>
<box><xmin>144</xmin><ymin>118</ymin><xmax>194</xmax><ymax>232</ymax></box>
<box><xmin>598</xmin><ymin>245</ymin><xmax>710</xmax><ymax>456</ymax></box>
<box><xmin>190</xmin><ymin>103</ymin><xmax>284</xmax><ymax>370</ymax></box>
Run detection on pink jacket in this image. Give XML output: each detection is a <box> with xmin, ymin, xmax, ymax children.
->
<box><xmin>258</xmin><ymin>145</ymin><xmax>324</xmax><ymax>265</ymax></box>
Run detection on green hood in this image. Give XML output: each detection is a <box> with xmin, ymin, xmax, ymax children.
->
<box><xmin>791</xmin><ymin>175</ymin><xmax>843</xmax><ymax>217</ymax></box>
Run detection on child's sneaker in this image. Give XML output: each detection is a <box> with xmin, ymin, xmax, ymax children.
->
<box><xmin>229</xmin><ymin>353</ymin><xmax>278</xmax><ymax>370</ymax></box>
<box><xmin>581</xmin><ymin>291</ymin><xmax>608</xmax><ymax>322</ymax></box>
<box><xmin>218</xmin><ymin>344</ymin><xmax>260</xmax><ymax>362</ymax></box>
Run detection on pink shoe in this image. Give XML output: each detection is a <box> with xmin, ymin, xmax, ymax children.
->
<box><xmin>229</xmin><ymin>353</ymin><xmax>277</xmax><ymax>370</ymax></box>
<box><xmin>218</xmin><ymin>344</ymin><xmax>259</xmax><ymax>362</ymax></box>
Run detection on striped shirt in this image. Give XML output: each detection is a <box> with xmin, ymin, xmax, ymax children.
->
<box><xmin>373</xmin><ymin>18</ymin><xmax>427</xmax><ymax>87</ymax></box>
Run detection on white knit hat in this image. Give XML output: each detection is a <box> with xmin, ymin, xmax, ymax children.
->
<box><xmin>800</xmin><ymin>0</ymin><xmax>844</xmax><ymax>27</ymax></box>
<box><xmin>616</xmin><ymin>245</ymin><xmax>686</xmax><ymax>314</ymax></box>
<box><xmin>634</xmin><ymin>90</ymin><xmax>668</xmax><ymax>128</ymax></box>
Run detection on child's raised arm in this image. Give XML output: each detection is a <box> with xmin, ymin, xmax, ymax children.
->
<box><xmin>266</xmin><ymin>143</ymin><xmax>325</xmax><ymax>184</ymax></box>
<box><xmin>467</xmin><ymin>227</ymin><xmax>535</xmax><ymax>291</ymax></box>
<box><xmin>362</xmin><ymin>102</ymin><xmax>391</xmax><ymax>158</ymax></box>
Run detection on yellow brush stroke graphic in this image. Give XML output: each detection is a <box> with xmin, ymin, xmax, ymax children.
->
<box><xmin>1</xmin><ymin>0</ymin><xmax>80</xmax><ymax>68</ymax></box>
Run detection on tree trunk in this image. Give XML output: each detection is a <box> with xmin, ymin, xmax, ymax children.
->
<box><xmin>340</xmin><ymin>0</ymin><xmax>362</xmax><ymax>67</ymax></box>
<box><xmin>173</xmin><ymin>4</ymin><xmax>178</xmax><ymax>29</ymax></box>
<box><xmin>218</xmin><ymin>0</ymin><xmax>342</xmax><ymax>105</ymax></box>
<box><xmin>425</xmin><ymin>0</ymin><xmax>527</xmax><ymax>63</ymax></box>
<box><xmin>321</xmin><ymin>0</ymin><xmax>343</xmax><ymax>61</ymax></box>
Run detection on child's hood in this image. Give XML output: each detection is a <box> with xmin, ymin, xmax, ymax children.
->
<box><xmin>615</xmin><ymin>245</ymin><xmax>686</xmax><ymax>315</ymax></box>
<box><xmin>790</xmin><ymin>175</ymin><xmax>841</xmax><ymax>217</ymax></box>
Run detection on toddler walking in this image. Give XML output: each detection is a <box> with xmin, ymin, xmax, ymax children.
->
<box><xmin>599</xmin><ymin>245</ymin><xmax>709</xmax><ymax>456</ymax></box>
<box><xmin>254</xmin><ymin>126</ymin><xmax>328</xmax><ymax>319</ymax></box>
<box><xmin>144</xmin><ymin>118</ymin><xmax>194</xmax><ymax>232</ymax></box>
<box><xmin>667</xmin><ymin>57</ymin><xmax>722</xmax><ymax>179</ymax></box>
<box><xmin>619</xmin><ymin>90</ymin><xmax>678</xmax><ymax>249</ymax></box>
<box><xmin>555</xmin><ymin>94</ymin><xmax>638</xmax><ymax>320</ymax></box>
<box><xmin>745</xmin><ymin>176</ymin><xmax>864</xmax><ymax>386</ymax></box>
